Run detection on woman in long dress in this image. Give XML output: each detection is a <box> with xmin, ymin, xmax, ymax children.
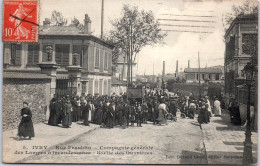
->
<box><xmin>213</xmin><ymin>98</ymin><xmax>222</xmax><ymax>117</ymax></box>
<box><xmin>18</xmin><ymin>102</ymin><xmax>35</xmax><ymax>139</ymax></box>
<box><xmin>62</xmin><ymin>98</ymin><xmax>72</xmax><ymax>128</ymax></box>
<box><xmin>157</xmin><ymin>99</ymin><xmax>168</xmax><ymax>125</ymax></box>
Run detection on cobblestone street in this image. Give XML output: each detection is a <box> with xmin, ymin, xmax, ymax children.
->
<box><xmin>19</xmin><ymin>119</ymin><xmax>207</xmax><ymax>164</ymax></box>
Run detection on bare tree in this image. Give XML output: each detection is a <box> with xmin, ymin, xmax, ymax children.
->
<box><xmin>51</xmin><ymin>10</ymin><xmax>68</xmax><ymax>26</ymax></box>
<box><xmin>107</xmin><ymin>4</ymin><xmax>167</xmax><ymax>83</ymax></box>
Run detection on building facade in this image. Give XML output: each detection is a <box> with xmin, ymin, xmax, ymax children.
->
<box><xmin>184</xmin><ymin>67</ymin><xmax>224</xmax><ymax>84</ymax></box>
<box><xmin>224</xmin><ymin>14</ymin><xmax>258</xmax><ymax>98</ymax></box>
<box><xmin>3</xmin><ymin>14</ymin><xmax>114</xmax><ymax>129</ymax></box>
<box><xmin>224</xmin><ymin>14</ymin><xmax>258</xmax><ymax>130</ymax></box>
<box><xmin>3</xmin><ymin>14</ymin><xmax>114</xmax><ymax>98</ymax></box>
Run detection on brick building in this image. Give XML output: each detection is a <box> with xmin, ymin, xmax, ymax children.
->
<box><xmin>3</xmin><ymin>14</ymin><xmax>114</xmax><ymax>130</ymax></box>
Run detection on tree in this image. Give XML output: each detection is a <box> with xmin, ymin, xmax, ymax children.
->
<box><xmin>51</xmin><ymin>10</ymin><xmax>68</xmax><ymax>26</ymax></box>
<box><xmin>107</xmin><ymin>4</ymin><xmax>167</xmax><ymax>83</ymax></box>
<box><xmin>225</xmin><ymin>1</ymin><xmax>258</xmax><ymax>26</ymax></box>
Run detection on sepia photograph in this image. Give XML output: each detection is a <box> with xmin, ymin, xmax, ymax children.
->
<box><xmin>1</xmin><ymin>0</ymin><xmax>258</xmax><ymax>164</ymax></box>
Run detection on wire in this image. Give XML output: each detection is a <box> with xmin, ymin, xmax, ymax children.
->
<box><xmin>159</xmin><ymin>24</ymin><xmax>215</xmax><ymax>28</ymax></box>
<box><xmin>160</xmin><ymin>14</ymin><xmax>216</xmax><ymax>18</ymax></box>
<box><xmin>161</xmin><ymin>30</ymin><xmax>213</xmax><ymax>33</ymax></box>
<box><xmin>158</xmin><ymin>18</ymin><xmax>216</xmax><ymax>23</ymax></box>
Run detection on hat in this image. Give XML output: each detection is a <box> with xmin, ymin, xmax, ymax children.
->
<box><xmin>23</xmin><ymin>101</ymin><xmax>28</xmax><ymax>105</ymax></box>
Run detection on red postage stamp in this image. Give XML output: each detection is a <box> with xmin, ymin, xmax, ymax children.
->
<box><xmin>2</xmin><ymin>0</ymin><xmax>39</xmax><ymax>42</ymax></box>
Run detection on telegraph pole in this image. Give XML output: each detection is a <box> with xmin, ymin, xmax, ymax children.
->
<box><xmin>101</xmin><ymin>0</ymin><xmax>104</xmax><ymax>39</ymax></box>
<box><xmin>198</xmin><ymin>52</ymin><xmax>201</xmax><ymax>98</ymax></box>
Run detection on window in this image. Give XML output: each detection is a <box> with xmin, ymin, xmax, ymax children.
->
<box><xmin>94</xmin><ymin>80</ymin><xmax>99</xmax><ymax>94</ymax></box>
<box><xmin>104</xmin><ymin>52</ymin><xmax>108</xmax><ymax>69</ymax></box>
<box><xmin>225</xmin><ymin>36</ymin><xmax>235</xmax><ymax>62</ymax></box>
<box><xmin>73</xmin><ymin>45</ymin><xmax>82</xmax><ymax>66</ymax></box>
<box><xmin>104</xmin><ymin>80</ymin><xmax>107</xmax><ymax>95</ymax></box>
<box><xmin>216</xmin><ymin>74</ymin><xmax>220</xmax><ymax>80</ymax></box>
<box><xmin>209</xmin><ymin>74</ymin><xmax>211</xmax><ymax>80</ymax></box>
<box><xmin>242</xmin><ymin>33</ymin><xmax>258</xmax><ymax>56</ymax></box>
<box><xmin>10</xmin><ymin>43</ymin><xmax>22</xmax><ymax>65</ymax></box>
<box><xmin>95</xmin><ymin>48</ymin><xmax>99</xmax><ymax>69</ymax></box>
<box><xmin>55</xmin><ymin>44</ymin><xmax>70</xmax><ymax>66</ymax></box>
<box><xmin>27</xmin><ymin>43</ymin><xmax>39</xmax><ymax>65</ymax></box>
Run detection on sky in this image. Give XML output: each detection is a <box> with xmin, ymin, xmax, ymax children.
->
<box><xmin>39</xmin><ymin>0</ymin><xmax>258</xmax><ymax>75</ymax></box>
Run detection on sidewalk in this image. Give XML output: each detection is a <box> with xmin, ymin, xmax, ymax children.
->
<box><xmin>2</xmin><ymin>121</ymin><xmax>100</xmax><ymax>163</ymax></box>
<box><xmin>201</xmin><ymin>110</ymin><xmax>258</xmax><ymax>165</ymax></box>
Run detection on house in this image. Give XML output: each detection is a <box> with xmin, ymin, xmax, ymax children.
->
<box><xmin>115</xmin><ymin>52</ymin><xmax>137</xmax><ymax>82</ymax></box>
<box><xmin>184</xmin><ymin>66</ymin><xmax>224</xmax><ymax>84</ymax></box>
<box><xmin>224</xmin><ymin>14</ymin><xmax>258</xmax><ymax>99</ymax></box>
<box><xmin>2</xmin><ymin>14</ymin><xmax>114</xmax><ymax>130</ymax></box>
<box><xmin>224</xmin><ymin>14</ymin><xmax>258</xmax><ymax>130</ymax></box>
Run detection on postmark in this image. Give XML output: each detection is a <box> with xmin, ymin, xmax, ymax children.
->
<box><xmin>3</xmin><ymin>0</ymin><xmax>39</xmax><ymax>42</ymax></box>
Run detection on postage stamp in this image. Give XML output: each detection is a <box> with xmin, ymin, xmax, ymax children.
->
<box><xmin>2</xmin><ymin>0</ymin><xmax>39</xmax><ymax>42</ymax></box>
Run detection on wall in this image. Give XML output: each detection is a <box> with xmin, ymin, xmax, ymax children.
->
<box><xmin>111</xmin><ymin>84</ymin><xmax>127</xmax><ymax>95</ymax></box>
<box><xmin>3</xmin><ymin>78</ymin><xmax>51</xmax><ymax>131</ymax></box>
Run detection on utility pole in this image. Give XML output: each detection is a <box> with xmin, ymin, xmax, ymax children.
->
<box><xmin>198</xmin><ymin>52</ymin><xmax>201</xmax><ymax>98</ymax></box>
<box><xmin>101</xmin><ymin>0</ymin><xmax>104</xmax><ymax>39</ymax></box>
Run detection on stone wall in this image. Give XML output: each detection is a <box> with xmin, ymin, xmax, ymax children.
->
<box><xmin>3</xmin><ymin>78</ymin><xmax>51</xmax><ymax>131</ymax></box>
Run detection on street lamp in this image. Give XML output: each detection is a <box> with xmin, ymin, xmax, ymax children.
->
<box><xmin>242</xmin><ymin>61</ymin><xmax>256</xmax><ymax>165</ymax></box>
<box><xmin>46</xmin><ymin>44</ymin><xmax>53</xmax><ymax>61</ymax></box>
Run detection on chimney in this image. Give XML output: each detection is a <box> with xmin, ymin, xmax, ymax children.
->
<box><xmin>176</xmin><ymin>60</ymin><xmax>178</xmax><ymax>73</ymax></box>
<box><xmin>188</xmin><ymin>60</ymin><xmax>190</xmax><ymax>68</ymax></box>
<box><xmin>43</xmin><ymin>18</ymin><xmax>50</xmax><ymax>28</ymax></box>
<box><xmin>84</xmin><ymin>14</ymin><xmax>91</xmax><ymax>34</ymax></box>
<box><xmin>162</xmin><ymin>61</ymin><xmax>165</xmax><ymax>77</ymax></box>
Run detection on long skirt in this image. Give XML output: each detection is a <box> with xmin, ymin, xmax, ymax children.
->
<box><xmin>48</xmin><ymin>110</ymin><xmax>58</xmax><ymax>126</ymax></box>
<box><xmin>157</xmin><ymin>109</ymin><xmax>167</xmax><ymax>125</ymax></box>
<box><xmin>106</xmin><ymin>115</ymin><xmax>113</xmax><ymax>128</ymax></box>
<box><xmin>83</xmin><ymin>111</ymin><xmax>89</xmax><ymax>125</ymax></box>
<box><xmin>18</xmin><ymin>118</ymin><xmax>35</xmax><ymax>137</ymax></box>
<box><xmin>62</xmin><ymin>112</ymin><xmax>72</xmax><ymax>127</ymax></box>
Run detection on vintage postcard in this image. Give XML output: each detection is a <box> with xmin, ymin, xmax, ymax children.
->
<box><xmin>2</xmin><ymin>0</ymin><xmax>258</xmax><ymax>164</ymax></box>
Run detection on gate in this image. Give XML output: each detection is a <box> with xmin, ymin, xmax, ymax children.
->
<box><xmin>56</xmin><ymin>75</ymin><xmax>73</xmax><ymax>97</ymax></box>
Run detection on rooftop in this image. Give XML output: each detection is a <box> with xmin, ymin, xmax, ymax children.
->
<box><xmin>184</xmin><ymin>67</ymin><xmax>223</xmax><ymax>74</ymax></box>
<box><xmin>38</xmin><ymin>25</ymin><xmax>114</xmax><ymax>49</ymax></box>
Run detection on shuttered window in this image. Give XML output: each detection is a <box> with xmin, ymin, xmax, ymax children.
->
<box><xmin>94</xmin><ymin>80</ymin><xmax>99</xmax><ymax>94</ymax></box>
<box><xmin>104</xmin><ymin>52</ymin><xmax>108</xmax><ymax>70</ymax></box>
<box><xmin>10</xmin><ymin>43</ymin><xmax>22</xmax><ymax>65</ymax></box>
<box><xmin>95</xmin><ymin>48</ymin><xmax>99</xmax><ymax>69</ymax></box>
<box><xmin>55</xmin><ymin>44</ymin><xmax>70</xmax><ymax>66</ymax></box>
<box><xmin>27</xmin><ymin>43</ymin><xmax>39</xmax><ymax>65</ymax></box>
<box><xmin>104</xmin><ymin>80</ymin><xmax>108</xmax><ymax>95</ymax></box>
<box><xmin>72</xmin><ymin>45</ymin><xmax>82</xmax><ymax>66</ymax></box>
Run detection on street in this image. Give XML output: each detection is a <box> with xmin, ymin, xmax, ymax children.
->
<box><xmin>20</xmin><ymin>118</ymin><xmax>207</xmax><ymax>164</ymax></box>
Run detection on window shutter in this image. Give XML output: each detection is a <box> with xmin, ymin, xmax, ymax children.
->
<box><xmin>100</xmin><ymin>50</ymin><xmax>104</xmax><ymax>72</ymax></box>
<box><xmin>15</xmin><ymin>44</ymin><xmax>22</xmax><ymax>65</ymax></box>
<box><xmin>83</xmin><ymin>46</ymin><xmax>88</xmax><ymax>69</ymax></box>
<box><xmin>62</xmin><ymin>44</ymin><xmax>70</xmax><ymax>66</ymax></box>
<box><xmin>55</xmin><ymin>44</ymin><xmax>62</xmax><ymax>65</ymax></box>
<box><xmin>33</xmin><ymin>44</ymin><xmax>39</xmax><ymax>64</ymax></box>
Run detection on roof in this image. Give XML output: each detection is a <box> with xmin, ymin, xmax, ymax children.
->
<box><xmin>39</xmin><ymin>26</ymin><xmax>114</xmax><ymax>49</ymax></box>
<box><xmin>184</xmin><ymin>67</ymin><xmax>223</xmax><ymax>74</ymax></box>
<box><xmin>3</xmin><ymin>72</ymin><xmax>51</xmax><ymax>79</ymax></box>
<box><xmin>224</xmin><ymin>14</ymin><xmax>258</xmax><ymax>38</ymax></box>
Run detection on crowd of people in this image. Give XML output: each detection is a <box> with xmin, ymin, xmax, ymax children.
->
<box><xmin>18</xmin><ymin>88</ymin><xmax>246</xmax><ymax>140</ymax></box>
<box><xmin>47</xmin><ymin>90</ymin><xmax>227</xmax><ymax>129</ymax></box>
